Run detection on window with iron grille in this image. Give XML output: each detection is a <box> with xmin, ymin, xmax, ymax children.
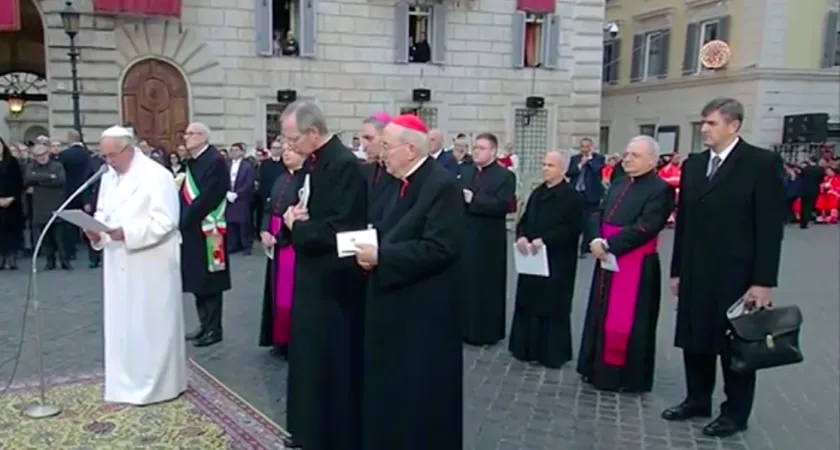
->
<box><xmin>266</xmin><ymin>103</ymin><xmax>291</xmax><ymax>142</ymax></box>
<box><xmin>399</xmin><ymin>107</ymin><xmax>438</xmax><ymax>129</ymax></box>
<box><xmin>513</xmin><ymin>109</ymin><xmax>549</xmax><ymax>181</ymax></box>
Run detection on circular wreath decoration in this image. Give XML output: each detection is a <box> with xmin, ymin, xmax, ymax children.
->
<box><xmin>700</xmin><ymin>40</ymin><xmax>731</xmax><ymax>70</ymax></box>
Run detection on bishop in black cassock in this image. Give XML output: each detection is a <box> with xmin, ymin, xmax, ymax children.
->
<box><xmin>509</xmin><ymin>151</ymin><xmax>583</xmax><ymax>368</ymax></box>
<box><xmin>577</xmin><ymin>136</ymin><xmax>674</xmax><ymax>393</ymax></box>
<box><xmin>281</xmin><ymin>102</ymin><xmax>367</xmax><ymax>450</ymax></box>
<box><xmin>459</xmin><ymin>133</ymin><xmax>516</xmax><ymax>346</ymax></box>
<box><xmin>355</xmin><ymin>115</ymin><xmax>464</xmax><ymax>450</ymax></box>
<box><xmin>358</xmin><ymin>113</ymin><xmax>398</xmax><ymax>227</ymax></box>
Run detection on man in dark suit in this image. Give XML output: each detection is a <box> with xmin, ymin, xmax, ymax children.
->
<box><xmin>58</xmin><ymin>129</ymin><xmax>92</xmax><ymax>262</ymax></box>
<box><xmin>428</xmin><ymin>129</ymin><xmax>459</xmax><ymax>176</ymax></box>
<box><xmin>354</xmin><ymin>114</ymin><xmax>464</xmax><ymax>450</ymax></box>
<box><xmin>179</xmin><ymin>122</ymin><xmax>231</xmax><ymax>348</ymax></box>
<box><xmin>566</xmin><ymin>138</ymin><xmax>605</xmax><ymax>257</ymax></box>
<box><xmin>797</xmin><ymin>159</ymin><xmax>824</xmax><ymax>228</ymax></box>
<box><xmin>82</xmin><ymin>150</ymin><xmax>106</xmax><ymax>268</ymax></box>
<box><xmin>665</xmin><ymin>98</ymin><xmax>785</xmax><ymax>437</ymax></box>
<box><xmin>224</xmin><ymin>142</ymin><xmax>255</xmax><ymax>255</ymax></box>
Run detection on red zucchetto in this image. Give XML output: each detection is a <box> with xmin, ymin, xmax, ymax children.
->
<box><xmin>390</xmin><ymin>114</ymin><xmax>428</xmax><ymax>134</ymax></box>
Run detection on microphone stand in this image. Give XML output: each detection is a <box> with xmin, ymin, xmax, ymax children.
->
<box><xmin>23</xmin><ymin>167</ymin><xmax>106</xmax><ymax>419</ymax></box>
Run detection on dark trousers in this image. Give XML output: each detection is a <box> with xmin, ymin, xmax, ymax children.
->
<box><xmin>683</xmin><ymin>350</ymin><xmax>756</xmax><ymax>425</ymax></box>
<box><xmin>799</xmin><ymin>195</ymin><xmax>816</xmax><ymax>228</ymax></box>
<box><xmin>579</xmin><ymin>201</ymin><xmax>599</xmax><ymax>254</ymax></box>
<box><xmin>36</xmin><ymin>224</ymin><xmax>68</xmax><ymax>263</ymax></box>
<box><xmin>195</xmin><ymin>292</ymin><xmax>223</xmax><ymax>334</ymax></box>
<box><xmin>227</xmin><ymin>222</ymin><xmax>251</xmax><ymax>252</ymax></box>
<box><xmin>251</xmin><ymin>196</ymin><xmax>264</xmax><ymax>237</ymax></box>
<box><xmin>62</xmin><ymin>220</ymin><xmax>80</xmax><ymax>258</ymax></box>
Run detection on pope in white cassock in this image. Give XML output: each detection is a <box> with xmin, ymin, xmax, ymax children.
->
<box><xmin>85</xmin><ymin>126</ymin><xmax>187</xmax><ymax>405</ymax></box>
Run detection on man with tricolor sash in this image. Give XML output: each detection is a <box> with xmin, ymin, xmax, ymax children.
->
<box><xmin>179</xmin><ymin>122</ymin><xmax>231</xmax><ymax>348</ymax></box>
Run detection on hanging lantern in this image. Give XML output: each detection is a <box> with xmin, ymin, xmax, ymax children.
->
<box><xmin>6</xmin><ymin>93</ymin><xmax>24</xmax><ymax>117</ymax></box>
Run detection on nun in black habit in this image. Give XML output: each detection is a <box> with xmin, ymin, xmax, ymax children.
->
<box><xmin>577</xmin><ymin>136</ymin><xmax>674</xmax><ymax>393</ymax></box>
<box><xmin>258</xmin><ymin>147</ymin><xmax>306</xmax><ymax>358</ymax></box>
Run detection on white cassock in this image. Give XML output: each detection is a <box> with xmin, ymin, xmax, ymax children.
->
<box><xmin>91</xmin><ymin>151</ymin><xmax>187</xmax><ymax>405</ymax></box>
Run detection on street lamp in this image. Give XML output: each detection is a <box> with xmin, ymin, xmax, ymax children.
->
<box><xmin>60</xmin><ymin>1</ymin><xmax>83</xmax><ymax>142</ymax></box>
<box><xmin>6</xmin><ymin>92</ymin><xmax>24</xmax><ymax>117</ymax></box>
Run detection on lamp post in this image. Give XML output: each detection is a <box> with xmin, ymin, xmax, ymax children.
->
<box><xmin>60</xmin><ymin>1</ymin><xmax>83</xmax><ymax>143</ymax></box>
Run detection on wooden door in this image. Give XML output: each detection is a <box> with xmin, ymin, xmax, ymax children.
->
<box><xmin>121</xmin><ymin>59</ymin><xmax>189</xmax><ymax>153</ymax></box>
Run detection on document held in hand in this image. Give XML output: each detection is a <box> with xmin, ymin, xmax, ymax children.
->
<box><xmin>57</xmin><ymin>209</ymin><xmax>112</xmax><ymax>233</ymax></box>
<box><xmin>600</xmin><ymin>253</ymin><xmax>619</xmax><ymax>272</ymax></box>
<box><xmin>336</xmin><ymin>228</ymin><xmax>378</xmax><ymax>258</ymax></box>
<box><xmin>513</xmin><ymin>245</ymin><xmax>550</xmax><ymax>277</ymax></box>
<box><xmin>298</xmin><ymin>174</ymin><xmax>311</xmax><ymax>208</ymax></box>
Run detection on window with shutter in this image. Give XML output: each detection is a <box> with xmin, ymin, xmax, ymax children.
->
<box><xmin>430</xmin><ymin>5</ymin><xmax>447</xmax><ymax>64</ymax></box>
<box><xmin>511</xmin><ymin>11</ymin><xmax>527</xmax><ymax>68</ymax></box>
<box><xmin>258</xmin><ymin>0</ymin><xmax>313</xmax><ymax>57</ymax></box>
<box><xmin>404</xmin><ymin>6</ymin><xmax>435</xmax><ymax>64</ymax></box>
<box><xmin>822</xmin><ymin>11</ymin><xmax>840</xmax><ymax>68</ymax></box>
<box><xmin>542</xmin><ymin>14</ymin><xmax>560</xmax><ymax>69</ymax></box>
<box><xmin>684</xmin><ymin>16</ymin><xmax>730</xmax><ymax>74</ymax></box>
<box><xmin>394</xmin><ymin>3</ymin><xmax>410</xmax><ymax>63</ymax></box>
<box><xmin>602</xmin><ymin>40</ymin><xmax>620</xmax><ymax>84</ymax></box>
<box><xmin>630</xmin><ymin>34</ymin><xmax>643</xmax><ymax>82</ymax></box>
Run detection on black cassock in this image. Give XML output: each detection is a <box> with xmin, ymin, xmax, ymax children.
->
<box><xmin>180</xmin><ymin>145</ymin><xmax>231</xmax><ymax>295</ymax></box>
<box><xmin>286</xmin><ymin>136</ymin><xmax>367</xmax><ymax>450</ymax></box>
<box><xmin>360</xmin><ymin>161</ymin><xmax>398</xmax><ymax>227</ymax></box>
<box><xmin>509</xmin><ymin>180</ymin><xmax>583</xmax><ymax>368</ymax></box>
<box><xmin>577</xmin><ymin>171</ymin><xmax>674</xmax><ymax>392</ymax></box>
<box><xmin>258</xmin><ymin>168</ymin><xmax>305</xmax><ymax>349</ymax></box>
<box><xmin>362</xmin><ymin>158</ymin><xmax>464</xmax><ymax>450</ymax></box>
<box><xmin>459</xmin><ymin>162</ymin><xmax>516</xmax><ymax>346</ymax></box>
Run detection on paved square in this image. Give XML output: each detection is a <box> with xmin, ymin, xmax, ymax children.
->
<box><xmin>0</xmin><ymin>227</ymin><xmax>837</xmax><ymax>449</ymax></box>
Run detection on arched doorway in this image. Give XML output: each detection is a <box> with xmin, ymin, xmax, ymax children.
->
<box><xmin>0</xmin><ymin>0</ymin><xmax>48</xmax><ymax>141</ymax></box>
<box><xmin>121</xmin><ymin>59</ymin><xmax>189</xmax><ymax>152</ymax></box>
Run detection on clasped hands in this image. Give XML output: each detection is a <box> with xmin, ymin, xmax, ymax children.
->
<box><xmin>589</xmin><ymin>238</ymin><xmax>609</xmax><ymax>260</ymax></box>
<box><xmin>514</xmin><ymin>237</ymin><xmax>544</xmax><ymax>255</ymax></box>
<box><xmin>259</xmin><ymin>231</ymin><xmax>276</xmax><ymax>248</ymax></box>
<box><xmin>283</xmin><ymin>203</ymin><xmax>309</xmax><ymax>229</ymax></box>
<box><xmin>225</xmin><ymin>191</ymin><xmax>238</xmax><ymax>203</ymax></box>
<box><xmin>354</xmin><ymin>243</ymin><xmax>378</xmax><ymax>271</ymax></box>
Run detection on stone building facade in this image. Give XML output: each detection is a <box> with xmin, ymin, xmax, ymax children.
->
<box><xmin>4</xmin><ymin>0</ymin><xmax>605</xmax><ymax>178</ymax></box>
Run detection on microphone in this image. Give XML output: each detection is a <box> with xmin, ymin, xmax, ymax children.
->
<box><xmin>24</xmin><ymin>161</ymin><xmax>108</xmax><ymax>419</ymax></box>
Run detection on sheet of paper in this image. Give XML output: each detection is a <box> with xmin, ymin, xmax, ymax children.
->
<box><xmin>336</xmin><ymin>228</ymin><xmax>378</xmax><ymax>258</ymax></box>
<box><xmin>726</xmin><ymin>296</ymin><xmax>751</xmax><ymax>319</ymax></box>
<box><xmin>600</xmin><ymin>253</ymin><xmax>619</xmax><ymax>272</ymax></box>
<box><xmin>57</xmin><ymin>209</ymin><xmax>112</xmax><ymax>233</ymax></box>
<box><xmin>513</xmin><ymin>245</ymin><xmax>550</xmax><ymax>277</ymax></box>
<box><xmin>264</xmin><ymin>245</ymin><xmax>274</xmax><ymax>260</ymax></box>
<box><xmin>298</xmin><ymin>174</ymin><xmax>311</xmax><ymax>208</ymax></box>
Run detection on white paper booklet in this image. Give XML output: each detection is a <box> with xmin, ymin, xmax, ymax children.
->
<box><xmin>600</xmin><ymin>253</ymin><xmax>620</xmax><ymax>272</ymax></box>
<box><xmin>513</xmin><ymin>245</ymin><xmax>550</xmax><ymax>277</ymax></box>
<box><xmin>57</xmin><ymin>209</ymin><xmax>111</xmax><ymax>233</ymax></box>
<box><xmin>335</xmin><ymin>228</ymin><xmax>378</xmax><ymax>258</ymax></box>
<box><xmin>298</xmin><ymin>174</ymin><xmax>311</xmax><ymax>208</ymax></box>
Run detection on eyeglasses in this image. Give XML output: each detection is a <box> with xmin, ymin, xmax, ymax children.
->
<box><xmin>101</xmin><ymin>145</ymin><xmax>131</xmax><ymax>161</ymax></box>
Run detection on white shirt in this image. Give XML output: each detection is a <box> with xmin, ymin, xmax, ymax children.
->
<box><xmin>707</xmin><ymin>136</ymin><xmax>739</xmax><ymax>174</ymax></box>
<box><xmin>193</xmin><ymin>145</ymin><xmax>209</xmax><ymax>160</ymax></box>
<box><xmin>403</xmin><ymin>157</ymin><xmax>428</xmax><ymax>180</ymax></box>
<box><xmin>431</xmin><ymin>149</ymin><xmax>443</xmax><ymax>160</ymax></box>
<box><xmin>229</xmin><ymin>158</ymin><xmax>242</xmax><ymax>189</ymax></box>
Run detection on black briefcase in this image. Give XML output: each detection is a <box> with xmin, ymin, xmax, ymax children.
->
<box><xmin>726</xmin><ymin>304</ymin><xmax>804</xmax><ymax>374</ymax></box>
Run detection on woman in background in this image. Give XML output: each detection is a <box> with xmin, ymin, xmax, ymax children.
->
<box><xmin>169</xmin><ymin>152</ymin><xmax>185</xmax><ymax>175</ymax></box>
<box><xmin>258</xmin><ymin>143</ymin><xmax>306</xmax><ymax>359</ymax></box>
<box><xmin>0</xmin><ymin>137</ymin><xmax>25</xmax><ymax>270</ymax></box>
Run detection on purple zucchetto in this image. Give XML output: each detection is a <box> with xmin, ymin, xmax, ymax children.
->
<box><xmin>369</xmin><ymin>111</ymin><xmax>392</xmax><ymax>125</ymax></box>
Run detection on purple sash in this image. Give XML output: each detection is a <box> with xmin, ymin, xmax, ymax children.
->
<box><xmin>270</xmin><ymin>216</ymin><xmax>294</xmax><ymax>346</ymax></box>
<box><xmin>600</xmin><ymin>223</ymin><xmax>657</xmax><ymax>367</ymax></box>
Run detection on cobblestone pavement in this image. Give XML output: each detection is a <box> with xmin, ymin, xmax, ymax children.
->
<box><xmin>0</xmin><ymin>226</ymin><xmax>837</xmax><ymax>449</ymax></box>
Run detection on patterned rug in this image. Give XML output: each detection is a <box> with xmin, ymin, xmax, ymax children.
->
<box><xmin>0</xmin><ymin>359</ymin><xmax>288</xmax><ymax>449</ymax></box>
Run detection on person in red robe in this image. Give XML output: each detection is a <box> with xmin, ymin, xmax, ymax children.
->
<box><xmin>658</xmin><ymin>153</ymin><xmax>681</xmax><ymax>225</ymax></box>
<box><xmin>816</xmin><ymin>168</ymin><xmax>840</xmax><ymax>223</ymax></box>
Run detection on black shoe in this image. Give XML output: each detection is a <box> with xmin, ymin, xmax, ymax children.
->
<box><xmin>45</xmin><ymin>261</ymin><xmax>57</xmax><ymax>270</ymax></box>
<box><xmin>185</xmin><ymin>328</ymin><xmax>205</xmax><ymax>341</ymax></box>
<box><xmin>7</xmin><ymin>256</ymin><xmax>17</xmax><ymax>270</ymax></box>
<box><xmin>661</xmin><ymin>401</ymin><xmax>712</xmax><ymax>421</ymax></box>
<box><xmin>0</xmin><ymin>256</ymin><xmax>5</xmax><ymax>270</ymax></box>
<box><xmin>193</xmin><ymin>331</ymin><xmax>222</xmax><ymax>347</ymax></box>
<box><xmin>701</xmin><ymin>415</ymin><xmax>747</xmax><ymax>437</ymax></box>
<box><xmin>281</xmin><ymin>436</ymin><xmax>302</xmax><ymax>448</ymax></box>
<box><xmin>89</xmin><ymin>261</ymin><xmax>100</xmax><ymax>268</ymax></box>
<box><xmin>60</xmin><ymin>261</ymin><xmax>73</xmax><ymax>270</ymax></box>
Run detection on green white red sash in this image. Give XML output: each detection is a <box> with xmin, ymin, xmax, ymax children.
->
<box><xmin>183</xmin><ymin>167</ymin><xmax>227</xmax><ymax>272</ymax></box>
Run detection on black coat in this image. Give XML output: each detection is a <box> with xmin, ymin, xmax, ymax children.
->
<box><xmin>285</xmin><ymin>136</ymin><xmax>368</xmax><ymax>450</ymax></box>
<box><xmin>0</xmin><ymin>152</ymin><xmax>25</xmax><ymax>232</ymax></box>
<box><xmin>58</xmin><ymin>143</ymin><xmax>92</xmax><ymax>205</ymax></box>
<box><xmin>179</xmin><ymin>146</ymin><xmax>231</xmax><ymax>295</ymax></box>
<box><xmin>362</xmin><ymin>158</ymin><xmax>465</xmax><ymax>450</ymax></box>
<box><xmin>360</xmin><ymin>161</ymin><xmax>397</xmax><ymax>227</ymax></box>
<box><xmin>670</xmin><ymin>139</ymin><xmax>785</xmax><ymax>353</ymax></box>
<box><xmin>514</xmin><ymin>180</ymin><xmax>583</xmax><ymax>317</ymax></box>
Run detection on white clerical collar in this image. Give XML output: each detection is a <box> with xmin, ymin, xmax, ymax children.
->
<box><xmin>431</xmin><ymin>149</ymin><xmax>443</xmax><ymax>159</ymax></box>
<box><xmin>194</xmin><ymin>144</ymin><xmax>209</xmax><ymax>159</ymax></box>
<box><xmin>272</xmin><ymin>157</ymin><xmax>281</xmax><ymax>162</ymax></box>
<box><xmin>403</xmin><ymin>156</ymin><xmax>428</xmax><ymax>180</ymax></box>
<box><xmin>711</xmin><ymin>137</ymin><xmax>739</xmax><ymax>163</ymax></box>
